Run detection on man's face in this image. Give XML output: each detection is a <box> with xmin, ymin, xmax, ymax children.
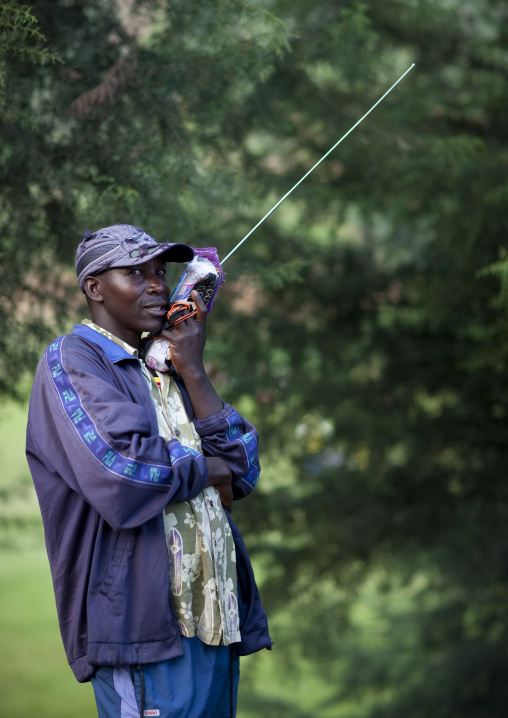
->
<box><xmin>92</xmin><ymin>257</ymin><xmax>171</xmax><ymax>346</ymax></box>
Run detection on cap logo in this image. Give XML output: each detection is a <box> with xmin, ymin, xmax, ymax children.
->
<box><xmin>128</xmin><ymin>245</ymin><xmax>160</xmax><ymax>259</ymax></box>
<box><xmin>125</xmin><ymin>231</ymin><xmax>148</xmax><ymax>243</ymax></box>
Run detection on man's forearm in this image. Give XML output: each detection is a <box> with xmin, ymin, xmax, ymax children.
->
<box><xmin>179</xmin><ymin>365</ymin><xmax>223</xmax><ymax>419</ymax></box>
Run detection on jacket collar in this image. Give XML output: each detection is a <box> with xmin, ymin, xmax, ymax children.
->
<box><xmin>71</xmin><ymin>323</ymin><xmax>139</xmax><ymax>364</ymax></box>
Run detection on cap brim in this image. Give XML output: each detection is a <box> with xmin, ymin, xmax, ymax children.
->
<box><xmin>158</xmin><ymin>243</ymin><xmax>194</xmax><ymax>263</ymax></box>
<box><xmin>106</xmin><ymin>242</ymin><xmax>194</xmax><ymax>270</ymax></box>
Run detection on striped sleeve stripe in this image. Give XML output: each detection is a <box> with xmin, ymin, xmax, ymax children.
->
<box><xmin>226</xmin><ymin>413</ymin><xmax>260</xmax><ymax>490</ymax></box>
<box><xmin>46</xmin><ymin>336</ymin><xmax>174</xmax><ymax>486</ymax></box>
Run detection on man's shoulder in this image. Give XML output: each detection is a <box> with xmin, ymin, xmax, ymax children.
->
<box><xmin>29</xmin><ymin>332</ymin><xmax>105</xmax><ymax>414</ymax></box>
<box><xmin>41</xmin><ymin>325</ymin><xmax>135</xmax><ymax>366</ymax></box>
<box><xmin>33</xmin><ymin>326</ymin><xmax>140</xmax><ymax>403</ymax></box>
<box><xmin>35</xmin><ymin>331</ymin><xmax>101</xmax><ymax>385</ymax></box>
<box><xmin>40</xmin><ymin>327</ymin><xmax>102</xmax><ymax>361</ymax></box>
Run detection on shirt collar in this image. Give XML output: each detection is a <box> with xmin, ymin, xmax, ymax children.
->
<box><xmin>80</xmin><ymin>319</ymin><xmax>140</xmax><ymax>357</ymax></box>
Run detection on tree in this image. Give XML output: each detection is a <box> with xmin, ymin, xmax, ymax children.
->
<box><xmin>4</xmin><ymin>0</ymin><xmax>508</xmax><ymax>715</ymax></box>
<box><xmin>216</xmin><ymin>1</ymin><xmax>508</xmax><ymax>715</ymax></box>
<box><xmin>0</xmin><ymin>1</ymin><xmax>63</xmax><ymax>396</ymax></box>
<box><xmin>0</xmin><ymin>0</ymin><xmax>288</xmax><ymax>397</ymax></box>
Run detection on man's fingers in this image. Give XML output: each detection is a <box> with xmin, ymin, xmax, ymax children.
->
<box><xmin>216</xmin><ymin>484</ymin><xmax>233</xmax><ymax>513</ymax></box>
<box><xmin>190</xmin><ymin>290</ymin><xmax>208</xmax><ymax>321</ymax></box>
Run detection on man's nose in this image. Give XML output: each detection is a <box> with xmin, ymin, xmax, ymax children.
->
<box><xmin>147</xmin><ymin>273</ymin><xmax>168</xmax><ymax>294</ymax></box>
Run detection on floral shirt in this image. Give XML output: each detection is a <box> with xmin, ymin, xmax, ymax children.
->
<box><xmin>82</xmin><ymin>320</ymin><xmax>240</xmax><ymax>646</ymax></box>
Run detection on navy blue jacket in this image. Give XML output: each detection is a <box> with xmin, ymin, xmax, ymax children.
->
<box><xmin>26</xmin><ymin>324</ymin><xmax>272</xmax><ymax>683</ymax></box>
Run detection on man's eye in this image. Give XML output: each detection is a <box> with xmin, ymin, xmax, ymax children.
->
<box><xmin>131</xmin><ymin>269</ymin><xmax>143</xmax><ymax>276</ymax></box>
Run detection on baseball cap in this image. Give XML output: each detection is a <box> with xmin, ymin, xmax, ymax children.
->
<box><xmin>75</xmin><ymin>224</ymin><xmax>194</xmax><ymax>292</ymax></box>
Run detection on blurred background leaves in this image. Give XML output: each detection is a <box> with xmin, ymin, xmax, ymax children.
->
<box><xmin>2</xmin><ymin>0</ymin><xmax>508</xmax><ymax>715</ymax></box>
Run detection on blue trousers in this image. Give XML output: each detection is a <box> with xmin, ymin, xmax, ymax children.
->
<box><xmin>91</xmin><ymin>637</ymin><xmax>240</xmax><ymax>718</ymax></box>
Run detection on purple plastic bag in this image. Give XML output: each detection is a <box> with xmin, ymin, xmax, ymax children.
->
<box><xmin>170</xmin><ymin>247</ymin><xmax>224</xmax><ymax>311</ymax></box>
<box><xmin>144</xmin><ymin>247</ymin><xmax>224</xmax><ymax>372</ymax></box>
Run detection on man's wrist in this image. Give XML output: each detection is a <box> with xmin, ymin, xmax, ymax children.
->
<box><xmin>175</xmin><ymin>363</ymin><xmax>207</xmax><ymax>383</ymax></box>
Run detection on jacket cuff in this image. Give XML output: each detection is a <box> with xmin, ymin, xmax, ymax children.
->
<box><xmin>165</xmin><ymin>438</ymin><xmax>209</xmax><ymax>500</ymax></box>
<box><xmin>192</xmin><ymin>402</ymin><xmax>235</xmax><ymax>435</ymax></box>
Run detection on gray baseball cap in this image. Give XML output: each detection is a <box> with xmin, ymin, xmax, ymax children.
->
<box><xmin>76</xmin><ymin>224</ymin><xmax>194</xmax><ymax>292</ymax></box>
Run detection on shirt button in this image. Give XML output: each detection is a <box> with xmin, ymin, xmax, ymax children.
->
<box><xmin>175</xmin><ymin>429</ymin><xmax>181</xmax><ymax>436</ymax></box>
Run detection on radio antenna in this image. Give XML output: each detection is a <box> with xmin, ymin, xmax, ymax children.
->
<box><xmin>220</xmin><ymin>63</ymin><xmax>415</xmax><ymax>265</ymax></box>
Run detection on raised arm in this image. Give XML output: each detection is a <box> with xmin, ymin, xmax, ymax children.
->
<box><xmin>161</xmin><ymin>289</ymin><xmax>223</xmax><ymax>418</ymax></box>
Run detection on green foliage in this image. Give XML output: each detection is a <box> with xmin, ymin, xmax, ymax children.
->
<box><xmin>0</xmin><ymin>0</ymin><xmax>289</xmax><ymax>397</ymax></box>
<box><xmin>479</xmin><ymin>248</ymin><xmax>508</xmax><ymax>307</ymax></box>
<box><xmin>0</xmin><ymin>2</ymin><xmax>60</xmax><ymax>77</ymax></box>
<box><xmin>4</xmin><ymin>0</ymin><xmax>508</xmax><ymax>715</ymax></box>
<box><xmin>217</xmin><ymin>0</ymin><xmax>508</xmax><ymax>714</ymax></box>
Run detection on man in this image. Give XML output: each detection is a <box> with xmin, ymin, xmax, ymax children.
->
<box><xmin>26</xmin><ymin>224</ymin><xmax>271</xmax><ymax>718</ymax></box>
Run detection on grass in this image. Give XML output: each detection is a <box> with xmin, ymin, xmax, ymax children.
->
<box><xmin>0</xmin><ymin>402</ymin><xmax>96</xmax><ymax>714</ymax></box>
<box><xmin>0</xmin><ymin>549</ymin><xmax>97</xmax><ymax>717</ymax></box>
<box><xmin>0</xmin><ymin>399</ymin><xmax>30</xmax><ymax>486</ymax></box>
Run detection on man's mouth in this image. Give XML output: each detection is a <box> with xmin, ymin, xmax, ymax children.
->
<box><xmin>145</xmin><ymin>303</ymin><xmax>168</xmax><ymax>316</ymax></box>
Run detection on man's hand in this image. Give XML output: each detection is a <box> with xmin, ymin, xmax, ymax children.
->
<box><xmin>161</xmin><ymin>290</ymin><xmax>224</xmax><ymax>419</ymax></box>
<box><xmin>160</xmin><ymin>290</ymin><xmax>207</xmax><ymax>380</ymax></box>
<box><xmin>205</xmin><ymin>456</ymin><xmax>233</xmax><ymax>512</ymax></box>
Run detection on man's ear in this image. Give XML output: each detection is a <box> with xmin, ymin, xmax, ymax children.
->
<box><xmin>83</xmin><ymin>275</ymin><xmax>104</xmax><ymax>304</ymax></box>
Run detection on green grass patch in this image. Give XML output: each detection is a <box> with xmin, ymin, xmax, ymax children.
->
<box><xmin>0</xmin><ymin>400</ymin><xmax>30</xmax><ymax>487</ymax></box>
<box><xmin>0</xmin><ymin>549</ymin><xmax>97</xmax><ymax>717</ymax></box>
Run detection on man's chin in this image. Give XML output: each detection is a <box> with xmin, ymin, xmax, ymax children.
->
<box><xmin>142</xmin><ymin>317</ymin><xmax>166</xmax><ymax>338</ymax></box>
